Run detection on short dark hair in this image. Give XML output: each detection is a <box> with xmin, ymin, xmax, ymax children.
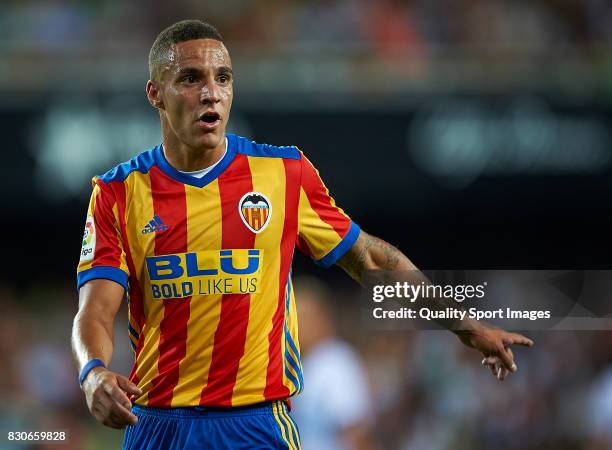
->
<box><xmin>149</xmin><ymin>19</ymin><xmax>224</xmax><ymax>80</ymax></box>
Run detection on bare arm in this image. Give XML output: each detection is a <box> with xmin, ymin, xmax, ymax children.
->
<box><xmin>336</xmin><ymin>230</ymin><xmax>533</xmax><ymax>379</ymax></box>
<box><xmin>72</xmin><ymin>279</ymin><xmax>123</xmax><ymax>368</ymax></box>
<box><xmin>335</xmin><ymin>229</ymin><xmax>416</xmax><ymax>281</ymax></box>
<box><xmin>72</xmin><ymin>279</ymin><xmax>141</xmax><ymax>428</ymax></box>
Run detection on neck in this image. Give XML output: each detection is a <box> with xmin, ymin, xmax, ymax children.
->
<box><xmin>161</xmin><ymin>121</ymin><xmax>225</xmax><ymax>172</ymax></box>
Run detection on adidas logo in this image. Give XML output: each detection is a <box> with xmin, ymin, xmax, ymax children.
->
<box><xmin>142</xmin><ymin>215</ymin><xmax>169</xmax><ymax>234</ymax></box>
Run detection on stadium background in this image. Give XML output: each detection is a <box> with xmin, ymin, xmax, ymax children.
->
<box><xmin>1</xmin><ymin>1</ymin><xmax>612</xmax><ymax>448</ymax></box>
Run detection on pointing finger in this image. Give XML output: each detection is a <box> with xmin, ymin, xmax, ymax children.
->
<box><xmin>503</xmin><ymin>333</ymin><xmax>534</xmax><ymax>347</ymax></box>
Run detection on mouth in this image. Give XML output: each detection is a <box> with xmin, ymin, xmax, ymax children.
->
<box><xmin>197</xmin><ymin>111</ymin><xmax>221</xmax><ymax>130</ymax></box>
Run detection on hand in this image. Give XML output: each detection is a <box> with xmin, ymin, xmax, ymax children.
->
<box><xmin>481</xmin><ymin>355</ymin><xmax>511</xmax><ymax>381</ymax></box>
<box><xmin>82</xmin><ymin>367</ymin><xmax>142</xmax><ymax>428</ymax></box>
<box><xmin>457</xmin><ymin>325</ymin><xmax>534</xmax><ymax>381</ymax></box>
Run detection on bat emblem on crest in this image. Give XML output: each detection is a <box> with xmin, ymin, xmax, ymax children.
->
<box><xmin>239</xmin><ymin>192</ymin><xmax>272</xmax><ymax>233</ymax></box>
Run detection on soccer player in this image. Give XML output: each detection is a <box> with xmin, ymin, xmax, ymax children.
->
<box><xmin>71</xmin><ymin>19</ymin><xmax>533</xmax><ymax>449</ymax></box>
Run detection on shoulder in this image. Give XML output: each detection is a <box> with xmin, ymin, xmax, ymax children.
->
<box><xmin>95</xmin><ymin>146</ymin><xmax>158</xmax><ymax>185</ymax></box>
<box><xmin>231</xmin><ymin>134</ymin><xmax>302</xmax><ymax>160</ymax></box>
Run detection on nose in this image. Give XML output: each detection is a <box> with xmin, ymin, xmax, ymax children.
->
<box><xmin>200</xmin><ymin>78</ymin><xmax>220</xmax><ymax>104</ymax></box>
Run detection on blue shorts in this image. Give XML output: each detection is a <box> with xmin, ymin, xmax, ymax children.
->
<box><xmin>123</xmin><ymin>400</ymin><xmax>301</xmax><ymax>450</ymax></box>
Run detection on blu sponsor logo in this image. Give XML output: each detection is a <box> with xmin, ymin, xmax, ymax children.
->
<box><xmin>145</xmin><ymin>249</ymin><xmax>263</xmax><ymax>299</ymax></box>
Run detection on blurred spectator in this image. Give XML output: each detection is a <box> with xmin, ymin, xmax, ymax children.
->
<box><xmin>292</xmin><ymin>277</ymin><xmax>375</xmax><ymax>450</ymax></box>
<box><xmin>4</xmin><ymin>0</ymin><xmax>612</xmax><ymax>88</ymax></box>
<box><xmin>587</xmin><ymin>365</ymin><xmax>612</xmax><ymax>449</ymax></box>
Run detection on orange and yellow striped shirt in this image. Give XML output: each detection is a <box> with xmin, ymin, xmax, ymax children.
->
<box><xmin>76</xmin><ymin>133</ymin><xmax>359</xmax><ymax>408</ymax></box>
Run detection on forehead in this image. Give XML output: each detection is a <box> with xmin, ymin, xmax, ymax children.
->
<box><xmin>167</xmin><ymin>39</ymin><xmax>231</xmax><ymax>71</ymax></box>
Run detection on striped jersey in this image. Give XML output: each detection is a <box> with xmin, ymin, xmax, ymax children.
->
<box><xmin>76</xmin><ymin>133</ymin><xmax>360</xmax><ymax>408</ymax></box>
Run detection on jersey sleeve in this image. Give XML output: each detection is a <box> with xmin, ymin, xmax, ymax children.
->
<box><xmin>76</xmin><ymin>178</ymin><xmax>129</xmax><ymax>292</ymax></box>
<box><xmin>296</xmin><ymin>152</ymin><xmax>360</xmax><ymax>268</ymax></box>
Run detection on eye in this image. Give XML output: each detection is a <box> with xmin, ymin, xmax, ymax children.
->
<box><xmin>181</xmin><ymin>74</ymin><xmax>198</xmax><ymax>84</ymax></box>
<box><xmin>218</xmin><ymin>74</ymin><xmax>231</xmax><ymax>83</ymax></box>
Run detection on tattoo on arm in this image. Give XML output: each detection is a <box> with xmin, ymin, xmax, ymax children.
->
<box><xmin>336</xmin><ymin>233</ymin><xmax>371</xmax><ymax>282</ymax></box>
<box><xmin>337</xmin><ymin>231</ymin><xmax>411</xmax><ymax>283</ymax></box>
<box><xmin>336</xmin><ymin>230</ymin><xmax>476</xmax><ymax>332</ymax></box>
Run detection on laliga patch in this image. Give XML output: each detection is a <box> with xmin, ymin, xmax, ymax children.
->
<box><xmin>239</xmin><ymin>192</ymin><xmax>271</xmax><ymax>233</ymax></box>
<box><xmin>80</xmin><ymin>215</ymin><xmax>96</xmax><ymax>262</ymax></box>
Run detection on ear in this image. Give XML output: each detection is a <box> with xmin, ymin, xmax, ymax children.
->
<box><xmin>146</xmin><ymin>80</ymin><xmax>164</xmax><ymax>110</ymax></box>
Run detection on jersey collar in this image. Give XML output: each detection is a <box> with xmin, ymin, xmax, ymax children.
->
<box><xmin>153</xmin><ymin>134</ymin><xmax>237</xmax><ymax>187</ymax></box>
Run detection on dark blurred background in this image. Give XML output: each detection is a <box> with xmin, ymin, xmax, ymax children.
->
<box><xmin>1</xmin><ymin>1</ymin><xmax>612</xmax><ymax>449</ymax></box>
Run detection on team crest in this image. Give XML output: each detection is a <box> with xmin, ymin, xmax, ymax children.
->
<box><xmin>239</xmin><ymin>192</ymin><xmax>271</xmax><ymax>233</ymax></box>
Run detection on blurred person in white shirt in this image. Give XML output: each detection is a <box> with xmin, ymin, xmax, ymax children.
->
<box><xmin>588</xmin><ymin>365</ymin><xmax>612</xmax><ymax>449</ymax></box>
<box><xmin>292</xmin><ymin>277</ymin><xmax>375</xmax><ymax>450</ymax></box>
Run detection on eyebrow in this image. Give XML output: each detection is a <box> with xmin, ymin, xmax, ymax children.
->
<box><xmin>175</xmin><ymin>66</ymin><xmax>233</xmax><ymax>76</ymax></box>
<box><xmin>175</xmin><ymin>67</ymin><xmax>200</xmax><ymax>76</ymax></box>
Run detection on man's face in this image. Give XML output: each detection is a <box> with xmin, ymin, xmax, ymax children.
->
<box><xmin>155</xmin><ymin>39</ymin><xmax>233</xmax><ymax>150</ymax></box>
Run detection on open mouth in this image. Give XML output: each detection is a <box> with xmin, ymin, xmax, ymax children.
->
<box><xmin>199</xmin><ymin>111</ymin><xmax>220</xmax><ymax>123</ymax></box>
